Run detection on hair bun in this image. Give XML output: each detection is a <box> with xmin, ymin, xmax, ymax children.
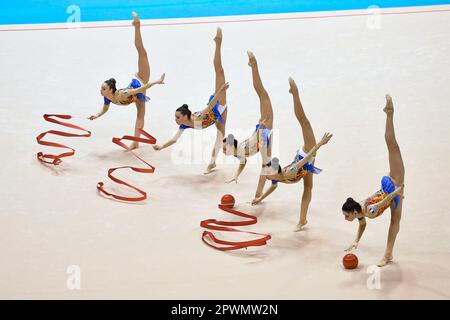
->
<box><xmin>346</xmin><ymin>197</ymin><xmax>354</xmax><ymax>202</ymax></box>
<box><xmin>181</xmin><ymin>104</ymin><xmax>189</xmax><ymax>109</ymax></box>
<box><xmin>226</xmin><ymin>134</ymin><xmax>235</xmax><ymax>145</ymax></box>
<box><xmin>271</xmin><ymin>157</ymin><xmax>280</xmax><ymax>168</ymax></box>
<box><xmin>109</xmin><ymin>78</ymin><xmax>116</xmax><ymax>84</ymax></box>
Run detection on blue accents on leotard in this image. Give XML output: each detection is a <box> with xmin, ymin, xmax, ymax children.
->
<box><xmin>179</xmin><ymin>94</ymin><xmax>224</xmax><ymax>130</ymax></box>
<box><xmin>270</xmin><ymin>150</ymin><xmax>322</xmax><ymax>184</ymax></box>
<box><xmin>303</xmin><ymin>162</ymin><xmax>322</xmax><ymax>175</ymax></box>
<box><xmin>293</xmin><ymin>152</ymin><xmax>323</xmax><ymax>175</ymax></box>
<box><xmin>381</xmin><ymin>175</ymin><xmax>399</xmax><ymax>209</ymax></box>
<box><xmin>129</xmin><ymin>78</ymin><xmax>150</xmax><ymax>103</ymax></box>
<box><xmin>208</xmin><ymin>94</ymin><xmax>225</xmax><ymax>125</ymax></box>
<box><xmin>255</xmin><ymin>123</ymin><xmax>271</xmax><ymax>147</ymax></box>
<box><xmin>102</xmin><ymin>78</ymin><xmax>149</xmax><ymax>105</ymax></box>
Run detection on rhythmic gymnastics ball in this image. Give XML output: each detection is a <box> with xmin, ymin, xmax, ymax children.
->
<box><xmin>343</xmin><ymin>253</ymin><xmax>359</xmax><ymax>270</ymax></box>
<box><xmin>221</xmin><ymin>194</ymin><xmax>235</xmax><ymax>208</ymax></box>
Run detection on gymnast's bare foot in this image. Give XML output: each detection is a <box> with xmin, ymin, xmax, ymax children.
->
<box><xmin>204</xmin><ymin>162</ymin><xmax>217</xmax><ymax>174</ymax></box>
<box><xmin>383</xmin><ymin>94</ymin><xmax>394</xmax><ymax>115</ymax></box>
<box><xmin>247</xmin><ymin>50</ymin><xmax>257</xmax><ymax>67</ymax></box>
<box><xmin>288</xmin><ymin>77</ymin><xmax>299</xmax><ymax>95</ymax></box>
<box><xmin>132</xmin><ymin>12</ymin><xmax>140</xmax><ymax>27</ymax></box>
<box><xmin>214</xmin><ymin>27</ymin><xmax>222</xmax><ymax>44</ymax></box>
<box><xmin>128</xmin><ymin>141</ymin><xmax>139</xmax><ymax>151</ymax></box>
<box><xmin>294</xmin><ymin>220</ymin><xmax>308</xmax><ymax>232</ymax></box>
<box><xmin>377</xmin><ymin>254</ymin><xmax>393</xmax><ymax>267</ymax></box>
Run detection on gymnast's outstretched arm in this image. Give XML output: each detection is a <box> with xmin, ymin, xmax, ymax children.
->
<box><xmin>204</xmin><ymin>82</ymin><xmax>229</xmax><ymax>112</ymax></box>
<box><xmin>153</xmin><ymin>129</ymin><xmax>184</xmax><ymax>151</ymax></box>
<box><xmin>88</xmin><ymin>104</ymin><xmax>110</xmax><ymax>120</ymax></box>
<box><xmin>367</xmin><ymin>185</ymin><xmax>404</xmax><ymax>215</ymax></box>
<box><xmin>292</xmin><ymin>132</ymin><xmax>332</xmax><ymax>170</ymax></box>
<box><xmin>127</xmin><ymin>73</ymin><xmax>165</xmax><ymax>96</ymax></box>
<box><xmin>346</xmin><ymin>218</ymin><xmax>367</xmax><ymax>252</ymax></box>
<box><xmin>226</xmin><ymin>158</ymin><xmax>247</xmax><ymax>184</ymax></box>
<box><xmin>252</xmin><ymin>181</ymin><xmax>278</xmax><ymax>205</ymax></box>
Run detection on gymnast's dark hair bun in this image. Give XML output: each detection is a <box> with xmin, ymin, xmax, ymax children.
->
<box><xmin>223</xmin><ymin>134</ymin><xmax>238</xmax><ymax>149</ymax></box>
<box><xmin>176</xmin><ymin>104</ymin><xmax>192</xmax><ymax>119</ymax></box>
<box><xmin>265</xmin><ymin>157</ymin><xmax>282</xmax><ymax>174</ymax></box>
<box><xmin>104</xmin><ymin>78</ymin><xmax>117</xmax><ymax>93</ymax></box>
<box><xmin>342</xmin><ymin>197</ymin><xmax>362</xmax><ymax>213</ymax></box>
<box><xmin>271</xmin><ymin>157</ymin><xmax>279</xmax><ymax>167</ymax></box>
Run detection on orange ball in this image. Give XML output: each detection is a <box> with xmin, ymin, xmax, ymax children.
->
<box><xmin>343</xmin><ymin>253</ymin><xmax>359</xmax><ymax>270</ymax></box>
<box><xmin>221</xmin><ymin>194</ymin><xmax>235</xmax><ymax>208</ymax></box>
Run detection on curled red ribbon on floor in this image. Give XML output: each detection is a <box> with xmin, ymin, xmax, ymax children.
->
<box><xmin>200</xmin><ymin>204</ymin><xmax>271</xmax><ymax>251</ymax></box>
<box><xmin>97</xmin><ymin>129</ymin><xmax>156</xmax><ymax>202</ymax></box>
<box><xmin>36</xmin><ymin>114</ymin><xmax>91</xmax><ymax>165</ymax></box>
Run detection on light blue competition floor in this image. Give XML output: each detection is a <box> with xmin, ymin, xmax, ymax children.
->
<box><xmin>1</xmin><ymin>0</ymin><xmax>449</xmax><ymax>25</ymax></box>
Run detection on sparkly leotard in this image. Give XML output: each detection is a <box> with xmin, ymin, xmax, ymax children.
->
<box><xmin>272</xmin><ymin>148</ymin><xmax>322</xmax><ymax>185</ymax></box>
<box><xmin>236</xmin><ymin>124</ymin><xmax>272</xmax><ymax>160</ymax></box>
<box><xmin>104</xmin><ymin>77</ymin><xmax>150</xmax><ymax>106</ymax></box>
<box><xmin>179</xmin><ymin>94</ymin><xmax>227</xmax><ymax>130</ymax></box>
<box><xmin>364</xmin><ymin>176</ymin><xmax>400</xmax><ymax>218</ymax></box>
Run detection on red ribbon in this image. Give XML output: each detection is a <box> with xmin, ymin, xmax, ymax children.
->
<box><xmin>36</xmin><ymin>114</ymin><xmax>91</xmax><ymax>165</ymax></box>
<box><xmin>97</xmin><ymin>129</ymin><xmax>156</xmax><ymax>202</ymax></box>
<box><xmin>200</xmin><ymin>204</ymin><xmax>271</xmax><ymax>251</ymax></box>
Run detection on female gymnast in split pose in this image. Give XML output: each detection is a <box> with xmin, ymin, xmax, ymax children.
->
<box><xmin>222</xmin><ymin>51</ymin><xmax>273</xmax><ymax>183</ymax></box>
<box><xmin>251</xmin><ymin>77</ymin><xmax>332</xmax><ymax>232</ymax></box>
<box><xmin>153</xmin><ymin>27</ymin><xmax>228</xmax><ymax>174</ymax></box>
<box><xmin>342</xmin><ymin>95</ymin><xmax>405</xmax><ymax>267</ymax></box>
<box><xmin>88</xmin><ymin>12</ymin><xmax>165</xmax><ymax>150</ymax></box>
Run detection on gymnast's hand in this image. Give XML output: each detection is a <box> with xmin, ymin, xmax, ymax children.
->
<box><xmin>319</xmin><ymin>132</ymin><xmax>333</xmax><ymax>146</ymax></box>
<box><xmin>345</xmin><ymin>242</ymin><xmax>359</xmax><ymax>252</ymax></box>
<box><xmin>220</xmin><ymin>82</ymin><xmax>230</xmax><ymax>92</ymax></box>
<box><xmin>87</xmin><ymin>115</ymin><xmax>97</xmax><ymax>120</ymax></box>
<box><xmin>157</xmin><ymin>73</ymin><xmax>165</xmax><ymax>84</ymax></box>
<box><xmin>153</xmin><ymin>145</ymin><xmax>162</xmax><ymax>151</ymax></box>
<box><xmin>251</xmin><ymin>197</ymin><xmax>262</xmax><ymax>206</ymax></box>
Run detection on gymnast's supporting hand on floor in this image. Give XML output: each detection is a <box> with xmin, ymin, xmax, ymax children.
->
<box><xmin>251</xmin><ymin>77</ymin><xmax>332</xmax><ymax>232</ymax></box>
<box><xmin>153</xmin><ymin>28</ymin><xmax>230</xmax><ymax>174</ymax></box>
<box><xmin>88</xmin><ymin>12</ymin><xmax>165</xmax><ymax>150</ymax></box>
<box><xmin>342</xmin><ymin>95</ymin><xmax>405</xmax><ymax>267</ymax></box>
<box><xmin>222</xmin><ymin>51</ymin><xmax>274</xmax><ymax>184</ymax></box>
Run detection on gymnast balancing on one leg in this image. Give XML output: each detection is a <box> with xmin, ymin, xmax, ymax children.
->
<box><xmin>251</xmin><ymin>77</ymin><xmax>332</xmax><ymax>231</ymax></box>
<box><xmin>153</xmin><ymin>27</ymin><xmax>229</xmax><ymax>174</ymax></box>
<box><xmin>88</xmin><ymin>12</ymin><xmax>165</xmax><ymax>150</ymax></box>
<box><xmin>222</xmin><ymin>51</ymin><xmax>273</xmax><ymax>184</ymax></box>
<box><xmin>342</xmin><ymin>95</ymin><xmax>405</xmax><ymax>267</ymax></box>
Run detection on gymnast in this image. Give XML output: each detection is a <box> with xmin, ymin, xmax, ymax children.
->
<box><xmin>88</xmin><ymin>12</ymin><xmax>165</xmax><ymax>150</ymax></box>
<box><xmin>342</xmin><ymin>95</ymin><xmax>405</xmax><ymax>267</ymax></box>
<box><xmin>222</xmin><ymin>51</ymin><xmax>273</xmax><ymax>184</ymax></box>
<box><xmin>251</xmin><ymin>77</ymin><xmax>332</xmax><ymax>232</ymax></box>
<box><xmin>153</xmin><ymin>27</ymin><xmax>229</xmax><ymax>174</ymax></box>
